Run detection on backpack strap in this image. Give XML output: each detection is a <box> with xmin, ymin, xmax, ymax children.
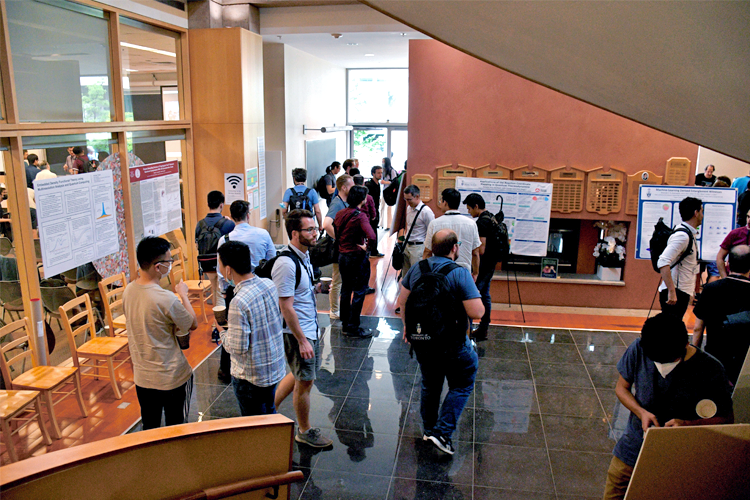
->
<box><xmin>672</xmin><ymin>226</ymin><xmax>695</xmax><ymax>268</ymax></box>
<box><xmin>436</xmin><ymin>262</ymin><xmax>460</xmax><ymax>277</ymax></box>
<box><xmin>418</xmin><ymin>259</ymin><xmax>431</xmax><ymax>276</ymax></box>
<box><xmin>404</xmin><ymin>204</ymin><xmax>425</xmax><ymax>244</ymax></box>
<box><xmin>279</xmin><ymin>250</ymin><xmax>303</xmax><ymax>290</ymax></box>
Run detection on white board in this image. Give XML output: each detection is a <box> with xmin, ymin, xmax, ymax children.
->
<box><xmin>34</xmin><ymin>171</ymin><xmax>119</xmax><ymax>277</ymax></box>
<box><xmin>224</xmin><ymin>173</ymin><xmax>244</xmax><ymax>206</ymax></box>
<box><xmin>129</xmin><ymin>160</ymin><xmax>182</xmax><ymax>242</ymax></box>
<box><xmin>456</xmin><ymin>177</ymin><xmax>553</xmax><ymax>257</ymax></box>
<box><xmin>635</xmin><ymin>185</ymin><xmax>737</xmax><ymax>262</ymax></box>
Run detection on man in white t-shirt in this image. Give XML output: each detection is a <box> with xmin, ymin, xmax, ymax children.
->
<box><xmin>424</xmin><ymin>188</ymin><xmax>482</xmax><ymax>279</ymax></box>
<box><xmin>35</xmin><ymin>162</ymin><xmax>57</xmax><ymax>181</ymax></box>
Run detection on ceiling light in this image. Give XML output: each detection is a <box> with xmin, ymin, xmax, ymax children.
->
<box><xmin>364</xmin><ymin>53</ymin><xmax>375</xmax><ymax>57</ymax></box>
<box><xmin>347</xmin><ymin>43</ymin><xmax>358</xmax><ymax>46</ymax></box>
<box><xmin>120</xmin><ymin>41</ymin><xmax>176</xmax><ymax>58</ymax></box>
<box><xmin>400</xmin><ymin>33</ymin><xmax>407</xmax><ymax>36</ymax></box>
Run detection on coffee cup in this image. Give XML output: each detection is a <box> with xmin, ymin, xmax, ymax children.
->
<box><xmin>213</xmin><ymin>305</ymin><xmax>227</xmax><ymax>325</ymax></box>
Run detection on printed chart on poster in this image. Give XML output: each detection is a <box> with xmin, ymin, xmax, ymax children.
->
<box><xmin>455</xmin><ymin>177</ymin><xmax>553</xmax><ymax>257</ymax></box>
<box><xmin>224</xmin><ymin>173</ymin><xmax>244</xmax><ymax>206</ymax></box>
<box><xmin>636</xmin><ymin>185</ymin><xmax>737</xmax><ymax>262</ymax></box>
<box><xmin>129</xmin><ymin>160</ymin><xmax>182</xmax><ymax>242</ymax></box>
<box><xmin>34</xmin><ymin>171</ymin><xmax>120</xmax><ymax>277</ymax></box>
<box><xmin>258</xmin><ymin>137</ymin><xmax>267</xmax><ymax>219</ymax></box>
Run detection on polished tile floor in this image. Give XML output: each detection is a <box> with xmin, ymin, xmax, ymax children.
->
<box><xmin>149</xmin><ymin>315</ymin><xmax>635</xmax><ymax>500</ymax></box>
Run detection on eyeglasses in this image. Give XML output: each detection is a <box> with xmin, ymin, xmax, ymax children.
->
<box><xmin>156</xmin><ymin>259</ymin><xmax>174</xmax><ymax>265</ymax></box>
<box><xmin>457</xmin><ymin>241</ymin><xmax>462</xmax><ymax>247</ymax></box>
<box><xmin>300</xmin><ymin>227</ymin><xmax>319</xmax><ymax>234</ymax></box>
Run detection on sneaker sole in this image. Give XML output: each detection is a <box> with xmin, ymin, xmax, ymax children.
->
<box><xmin>294</xmin><ymin>434</ymin><xmax>333</xmax><ymax>448</ymax></box>
<box><xmin>426</xmin><ymin>435</ymin><xmax>454</xmax><ymax>455</ymax></box>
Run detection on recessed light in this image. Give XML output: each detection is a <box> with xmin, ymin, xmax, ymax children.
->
<box><xmin>364</xmin><ymin>53</ymin><xmax>375</xmax><ymax>57</ymax></box>
<box><xmin>347</xmin><ymin>43</ymin><xmax>358</xmax><ymax>46</ymax></box>
<box><xmin>120</xmin><ymin>41</ymin><xmax>176</xmax><ymax>58</ymax></box>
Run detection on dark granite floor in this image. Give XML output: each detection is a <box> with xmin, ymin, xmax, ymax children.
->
<box><xmin>136</xmin><ymin>315</ymin><xmax>635</xmax><ymax>500</ymax></box>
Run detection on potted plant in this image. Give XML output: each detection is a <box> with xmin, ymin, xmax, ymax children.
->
<box><xmin>593</xmin><ymin>222</ymin><xmax>627</xmax><ymax>281</ymax></box>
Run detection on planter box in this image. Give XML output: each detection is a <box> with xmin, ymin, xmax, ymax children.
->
<box><xmin>597</xmin><ymin>266</ymin><xmax>622</xmax><ymax>281</ymax></box>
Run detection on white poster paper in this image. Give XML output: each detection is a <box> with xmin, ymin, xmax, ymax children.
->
<box><xmin>636</xmin><ymin>185</ymin><xmax>737</xmax><ymax>262</ymax></box>
<box><xmin>34</xmin><ymin>171</ymin><xmax>119</xmax><ymax>276</ymax></box>
<box><xmin>129</xmin><ymin>160</ymin><xmax>182</xmax><ymax>240</ymax></box>
<box><xmin>456</xmin><ymin>177</ymin><xmax>553</xmax><ymax>257</ymax></box>
<box><xmin>224</xmin><ymin>173</ymin><xmax>245</xmax><ymax>206</ymax></box>
<box><xmin>258</xmin><ymin>136</ymin><xmax>267</xmax><ymax>220</ymax></box>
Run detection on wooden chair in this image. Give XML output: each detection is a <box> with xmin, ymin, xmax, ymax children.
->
<box><xmin>98</xmin><ymin>273</ymin><xmax>128</xmax><ymax>337</ymax></box>
<box><xmin>58</xmin><ymin>294</ymin><xmax>129</xmax><ymax>400</ymax></box>
<box><xmin>39</xmin><ymin>285</ymin><xmax>76</xmax><ymax>331</ymax></box>
<box><xmin>169</xmin><ymin>248</ymin><xmax>210</xmax><ymax>323</ymax></box>
<box><xmin>0</xmin><ymin>237</ymin><xmax>13</xmax><ymax>256</ymax></box>
<box><xmin>0</xmin><ymin>390</ymin><xmax>52</xmax><ymax>463</ymax></box>
<box><xmin>0</xmin><ymin>281</ymin><xmax>24</xmax><ymax>322</ymax></box>
<box><xmin>0</xmin><ymin>318</ymin><xmax>87</xmax><ymax>440</ymax></box>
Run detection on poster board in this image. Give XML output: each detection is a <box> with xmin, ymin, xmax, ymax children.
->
<box><xmin>586</xmin><ymin>167</ymin><xmax>625</xmax><ymax>215</ymax></box>
<box><xmin>437</xmin><ymin>164</ymin><xmax>473</xmax><ymax>194</ymax></box>
<box><xmin>549</xmin><ymin>166</ymin><xmax>585</xmax><ymax>213</ymax></box>
<box><xmin>34</xmin><ymin>170</ymin><xmax>120</xmax><ymax>277</ymax></box>
<box><xmin>456</xmin><ymin>176</ymin><xmax>553</xmax><ymax>257</ymax></box>
<box><xmin>624</xmin><ymin>425</ymin><xmax>750</xmax><ymax>500</ymax></box>
<box><xmin>129</xmin><ymin>160</ymin><xmax>182</xmax><ymax>242</ymax></box>
<box><xmin>224</xmin><ymin>173</ymin><xmax>245</xmax><ymax>206</ymax></box>
<box><xmin>511</xmin><ymin>165</ymin><xmax>548</xmax><ymax>183</ymax></box>
<box><xmin>635</xmin><ymin>185</ymin><xmax>737</xmax><ymax>262</ymax></box>
<box><xmin>258</xmin><ymin>137</ymin><xmax>267</xmax><ymax>220</ymax></box>
<box><xmin>625</xmin><ymin>170</ymin><xmax>662</xmax><ymax>215</ymax></box>
<box><xmin>476</xmin><ymin>164</ymin><xmax>511</xmax><ymax>180</ymax></box>
<box><xmin>411</xmin><ymin>174</ymin><xmax>433</xmax><ymax>202</ymax></box>
<box><xmin>664</xmin><ymin>157</ymin><xmax>692</xmax><ymax>186</ymax></box>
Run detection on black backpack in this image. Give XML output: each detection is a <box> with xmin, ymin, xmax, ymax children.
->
<box><xmin>404</xmin><ymin>261</ymin><xmax>464</xmax><ymax>352</ymax></box>
<box><xmin>737</xmin><ymin>187</ymin><xmax>750</xmax><ymax>227</ymax></box>
<box><xmin>383</xmin><ymin>172</ymin><xmax>403</xmax><ymax>206</ymax></box>
<box><xmin>316</xmin><ymin>175</ymin><xmax>331</xmax><ymax>201</ymax></box>
<box><xmin>288</xmin><ymin>187</ymin><xmax>313</xmax><ymax>212</ymax></box>
<box><xmin>196</xmin><ymin>218</ymin><xmax>225</xmax><ymax>273</ymax></box>
<box><xmin>254</xmin><ymin>250</ymin><xmax>302</xmax><ymax>290</ymax></box>
<box><xmin>479</xmin><ymin>212</ymin><xmax>510</xmax><ymax>262</ymax></box>
<box><xmin>649</xmin><ymin>218</ymin><xmax>693</xmax><ymax>272</ymax></box>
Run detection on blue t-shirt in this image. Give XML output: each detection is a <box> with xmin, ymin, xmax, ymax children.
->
<box><xmin>326</xmin><ymin>195</ymin><xmax>346</xmax><ymax>221</ymax></box>
<box><xmin>402</xmin><ymin>256</ymin><xmax>480</xmax><ymax>300</ymax></box>
<box><xmin>283</xmin><ymin>185</ymin><xmax>320</xmax><ymax>209</ymax></box>
<box><xmin>613</xmin><ymin>338</ymin><xmax>733</xmax><ymax>467</ymax></box>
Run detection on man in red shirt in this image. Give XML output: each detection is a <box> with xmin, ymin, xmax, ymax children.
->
<box><xmin>716</xmin><ymin>212</ymin><xmax>750</xmax><ymax>278</ymax></box>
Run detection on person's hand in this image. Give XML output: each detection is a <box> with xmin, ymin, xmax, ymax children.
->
<box><xmin>175</xmin><ymin>280</ymin><xmax>188</xmax><ymax>296</ymax></box>
<box><xmin>639</xmin><ymin>410</ymin><xmax>660</xmax><ymax>431</ymax></box>
<box><xmin>402</xmin><ymin>330</ymin><xmax>410</xmax><ymax>344</ymax></box>
<box><xmin>667</xmin><ymin>289</ymin><xmax>678</xmax><ymax>305</ymax></box>
<box><xmin>472</xmin><ymin>272</ymin><xmax>479</xmax><ymax>282</ymax></box>
<box><xmin>298</xmin><ymin>338</ymin><xmax>315</xmax><ymax>360</ymax></box>
<box><xmin>358</xmin><ymin>243</ymin><xmax>368</xmax><ymax>252</ymax></box>
<box><xmin>664</xmin><ymin>418</ymin><xmax>686</xmax><ymax>427</ymax></box>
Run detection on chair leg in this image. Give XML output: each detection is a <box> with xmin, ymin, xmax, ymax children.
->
<box><xmin>107</xmin><ymin>357</ymin><xmax>122</xmax><ymax>399</ymax></box>
<box><xmin>1</xmin><ymin>416</ymin><xmax>18</xmax><ymax>463</ymax></box>
<box><xmin>200</xmin><ymin>293</ymin><xmax>207</xmax><ymax>323</ymax></box>
<box><xmin>73</xmin><ymin>371</ymin><xmax>88</xmax><ymax>417</ymax></box>
<box><xmin>42</xmin><ymin>390</ymin><xmax>62</xmax><ymax>440</ymax></box>
<box><xmin>34</xmin><ymin>398</ymin><xmax>53</xmax><ymax>446</ymax></box>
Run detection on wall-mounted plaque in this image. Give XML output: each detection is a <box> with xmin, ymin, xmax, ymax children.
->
<box><xmin>437</xmin><ymin>164</ymin><xmax>474</xmax><ymax>194</ymax></box>
<box><xmin>476</xmin><ymin>164</ymin><xmax>511</xmax><ymax>180</ymax></box>
<box><xmin>664</xmin><ymin>157</ymin><xmax>692</xmax><ymax>186</ymax></box>
<box><xmin>626</xmin><ymin>170</ymin><xmax>663</xmax><ymax>215</ymax></box>
<box><xmin>549</xmin><ymin>166</ymin><xmax>585</xmax><ymax>213</ymax></box>
<box><xmin>511</xmin><ymin>165</ymin><xmax>548</xmax><ymax>183</ymax></box>
<box><xmin>411</xmin><ymin>174</ymin><xmax>434</xmax><ymax>202</ymax></box>
<box><xmin>586</xmin><ymin>167</ymin><xmax>625</xmax><ymax>215</ymax></box>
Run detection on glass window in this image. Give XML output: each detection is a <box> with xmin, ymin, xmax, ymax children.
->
<box><xmin>390</xmin><ymin>129</ymin><xmax>408</xmax><ymax>173</ymax></box>
<box><xmin>352</xmin><ymin>128</ymin><xmax>386</xmax><ymax>174</ymax></box>
<box><xmin>348</xmin><ymin>69</ymin><xmax>408</xmax><ymax>124</ymax></box>
<box><xmin>6</xmin><ymin>0</ymin><xmax>113</xmax><ymax>123</ymax></box>
<box><xmin>120</xmin><ymin>17</ymin><xmax>180</xmax><ymax>122</ymax></box>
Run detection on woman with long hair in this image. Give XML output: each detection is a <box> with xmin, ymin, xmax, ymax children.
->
<box><xmin>379</xmin><ymin>157</ymin><xmax>398</xmax><ymax>228</ymax></box>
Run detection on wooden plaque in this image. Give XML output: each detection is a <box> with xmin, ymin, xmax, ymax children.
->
<box><xmin>664</xmin><ymin>157</ymin><xmax>692</xmax><ymax>186</ymax></box>
<box><xmin>549</xmin><ymin>166</ymin><xmax>585</xmax><ymax>213</ymax></box>
<box><xmin>437</xmin><ymin>164</ymin><xmax>473</xmax><ymax>193</ymax></box>
<box><xmin>626</xmin><ymin>170</ymin><xmax>663</xmax><ymax>215</ymax></box>
<box><xmin>511</xmin><ymin>165</ymin><xmax>548</xmax><ymax>183</ymax></box>
<box><xmin>411</xmin><ymin>174</ymin><xmax>434</xmax><ymax>202</ymax></box>
<box><xmin>476</xmin><ymin>164</ymin><xmax>511</xmax><ymax>180</ymax></box>
<box><xmin>586</xmin><ymin>167</ymin><xmax>625</xmax><ymax>215</ymax></box>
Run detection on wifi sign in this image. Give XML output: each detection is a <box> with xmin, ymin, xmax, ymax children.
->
<box><xmin>226</xmin><ymin>175</ymin><xmax>242</xmax><ymax>189</ymax></box>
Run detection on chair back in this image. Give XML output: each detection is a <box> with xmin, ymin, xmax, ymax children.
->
<box><xmin>33</xmin><ymin>240</ymin><xmax>42</xmax><ymax>262</ymax></box>
<box><xmin>0</xmin><ymin>318</ymin><xmax>36</xmax><ymax>388</ymax></box>
<box><xmin>58</xmin><ymin>294</ymin><xmax>97</xmax><ymax>367</ymax></box>
<box><xmin>98</xmin><ymin>273</ymin><xmax>127</xmax><ymax>335</ymax></box>
<box><xmin>0</xmin><ymin>281</ymin><xmax>22</xmax><ymax>306</ymax></box>
<box><xmin>39</xmin><ymin>285</ymin><xmax>76</xmax><ymax>315</ymax></box>
<box><xmin>0</xmin><ymin>237</ymin><xmax>12</xmax><ymax>256</ymax></box>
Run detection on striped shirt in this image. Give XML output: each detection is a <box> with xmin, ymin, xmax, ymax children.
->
<box><xmin>220</xmin><ymin>276</ymin><xmax>285</xmax><ymax>387</ymax></box>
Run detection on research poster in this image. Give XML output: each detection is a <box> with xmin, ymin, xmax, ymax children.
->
<box><xmin>455</xmin><ymin>177</ymin><xmax>553</xmax><ymax>257</ymax></box>
<box><xmin>34</xmin><ymin>170</ymin><xmax>120</xmax><ymax>277</ymax></box>
<box><xmin>129</xmin><ymin>160</ymin><xmax>182</xmax><ymax>241</ymax></box>
<box><xmin>224</xmin><ymin>173</ymin><xmax>245</xmax><ymax>206</ymax></box>
<box><xmin>636</xmin><ymin>185</ymin><xmax>737</xmax><ymax>262</ymax></box>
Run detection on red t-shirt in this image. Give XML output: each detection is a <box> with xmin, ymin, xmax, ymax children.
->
<box><xmin>333</xmin><ymin>207</ymin><xmax>377</xmax><ymax>253</ymax></box>
<box><xmin>720</xmin><ymin>226</ymin><xmax>750</xmax><ymax>250</ymax></box>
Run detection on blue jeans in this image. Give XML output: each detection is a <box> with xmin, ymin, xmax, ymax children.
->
<box><xmin>415</xmin><ymin>337</ymin><xmax>479</xmax><ymax>439</ymax></box>
<box><xmin>474</xmin><ymin>266</ymin><xmax>495</xmax><ymax>329</ymax></box>
<box><xmin>232</xmin><ymin>377</ymin><xmax>277</xmax><ymax>416</ymax></box>
<box><xmin>338</xmin><ymin>251</ymin><xmax>370</xmax><ymax>331</ymax></box>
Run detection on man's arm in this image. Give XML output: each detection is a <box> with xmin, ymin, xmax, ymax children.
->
<box><xmin>659</xmin><ymin>265</ymin><xmax>678</xmax><ymax>305</ymax></box>
<box><xmin>422</xmin><ymin>248</ymin><xmax>433</xmax><ymax>259</ymax></box>
<box><xmin>314</xmin><ymin>203</ymin><xmax>323</xmax><ymax>229</ymax></box>
<box><xmin>692</xmin><ymin>318</ymin><xmax>706</xmax><ymax>348</ymax></box>
<box><xmin>716</xmin><ymin>247</ymin><xmax>729</xmax><ymax>278</ymax></box>
<box><xmin>478</xmin><ymin>236</ymin><xmax>487</xmax><ymax>256</ymax></box>
<box><xmin>615</xmin><ymin>375</ymin><xmax>660</xmax><ymax>432</ymax></box>
<box><xmin>463</xmin><ymin>297</ymin><xmax>484</xmax><ymax>321</ymax></box>
<box><xmin>278</xmin><ymin>296</ymin><xmax>314</xmax><ymax>359</ymax></box>
<box><xmin>281</xmin><ymin>202</ymin><xmax>289</xmax><ymax>218</ymax></box>
<box><xmin>174</xmin><ymin>281</ymin><xmax>198</xmax><ymax>331</ymax></box>
<box><xmin>398</xmin><ymin>285</ymin><xmax>410</xmax><ymax>343</ymax></box>
<box><xmin>657</xmin><ymin>232</ymin><xmax>690</xmax><ymax>305</ymax></box>
<box><xmin>323</xmin><ymin>216</ymin><xmax>335</xmax><ymax>238</ymax></box>
<box><xmin>665</xmin><ymin>410</ymin><xmax>734</xmax><ymax>427</ymax></box>
<box><xmin>326</xmin><ymin>183</ymin><xmax>335</xmax><ymax>195</ymax></box>
<box><xmin>471</xmin><ymin>248</ymin><xmax>480</xmax><ymax>280</ymax></box>
<box><xmin>219</xmin><ymin>302</ymin><xmax>247</xmax><ymax>355</ymax></box>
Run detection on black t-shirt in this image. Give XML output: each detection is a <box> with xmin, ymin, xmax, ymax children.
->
<box><xmin>366</xmin><ymin>178</ymin><xmax>381</xmax><ymax>207</ymax></box>
<box><xmin>476</xmin><ymin>211</ymin><xmax>498</xmax><ymax>273</ymax></box>
<box><xmin>695</xmin><ymin>173</ymin><xmax>716</xmax><ymax>187</ymax></box>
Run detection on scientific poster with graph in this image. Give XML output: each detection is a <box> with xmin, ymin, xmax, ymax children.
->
<box><xmin>129</xmin><ymin>160</ymin><xmax>182</xmax><ymax>242</ymax></box>
<box><xmin>34</xmin><ymin>170</ymin><xmax>120</xmax><ymax>277</ymax></box>
<box><xmin>224</xmin><ymin>173</ymin><xmax>244</xmax><ymax>206</ymax></box>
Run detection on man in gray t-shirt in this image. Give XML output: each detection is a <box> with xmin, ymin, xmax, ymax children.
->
<box><xmin>273</xmin><ymin>209</ymin><xmax>333</xmax><ymax>448</ymax></box>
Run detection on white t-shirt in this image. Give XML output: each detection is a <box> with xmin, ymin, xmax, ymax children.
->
<box><xmin>424</xmin><ymin>211</ymin><xmax>482</xmax><ymax>271</ymax></box>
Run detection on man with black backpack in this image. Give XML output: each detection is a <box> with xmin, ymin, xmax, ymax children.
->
<box><xmin>195</xmin><ymin>190</ymin><xmax>235</xmax><ymax>308</ymax></box>
<box><xmin>397</xmin><ymin>229</ymin><xmax>484</xmax><ymax>456</ymax></box>
<box><xmin>657</xmin><ymin>197</ymin><xmax>703</xmax><ymax>319</ymax></box>
<box><xmin>282</xmin><ymin>168</ymin><xmax>323</xmax><ymax>230</ymax></box>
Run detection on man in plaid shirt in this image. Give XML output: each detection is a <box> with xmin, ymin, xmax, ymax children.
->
<box><xmin>218</xmin><ymin>241</ymin><xmax>285</xmax><ymax>416</ymax></box>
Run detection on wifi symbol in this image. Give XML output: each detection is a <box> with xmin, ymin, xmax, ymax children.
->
<box><xmin>227</xmin><ymin>175</ymin><xmax>242</xmax><ymax>189</ymax></box>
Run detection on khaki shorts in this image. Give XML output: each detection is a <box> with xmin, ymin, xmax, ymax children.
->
<box><xmin>284</xmin><ymin>334</ymin><xmax>321</xmax><ymax>381</ymax></box>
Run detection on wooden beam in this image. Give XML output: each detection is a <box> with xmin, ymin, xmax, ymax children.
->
<box><xmin>0</xmin><ymin>120</ymin><xmax>192</xmax><ymax>135</ymax></box>
<box><xmin>107</xmin><ymin>11</ymin><xmax>126</xmax><ymax>123</ymax></box>
<box><xmin>0</xmin><ymin>0</ymin><xmax>19</xmax><ymax>124</ymax></box>
<box><xmin>182</xmin><ymin>128</ymin><xmax>198</xmax><ymax>279</ymax></box>
<box><xmin>117</xmin><ymin>132</ymin><xmax>138</xmax><ymax>280</ymax></box>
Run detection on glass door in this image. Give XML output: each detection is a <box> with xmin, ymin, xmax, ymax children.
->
<box><xmin>352</xmin><ymin>128</ymin><xmax>387</xmax><ymax>174</ymax></box>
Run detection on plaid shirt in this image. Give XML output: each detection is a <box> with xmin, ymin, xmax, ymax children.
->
<box><xmin>220</xmin><ymin>276</ymin><xmax>285</xmax><ymax>387</ymax></box>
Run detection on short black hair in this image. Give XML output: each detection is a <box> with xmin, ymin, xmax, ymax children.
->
<box><xmin>285</xmin><ymin>209</ymin><xmax>314</xmax><ymax>238</ymax></box>
<box><xmin>292</xmin><ymin>168</ymin><xmax>307</xmax><ymax>183</ymax></box>
<box><xmin>207</xmin><ymin>190</ymin><xmax>225</xmax><ymax>209</ymax></box>
<box><xmin>678</xmin><ymin>197</ymin><xmax>702</xmax><ymax>221</ymax></box>
<box><xmin>432</xmin><ymin>230</ymin><xmax>458</xmax><ymax>257</ymax></box>
<box><xmin>136</xmin><ymin>236</ymin><xmax>171</xmax><ymax>270</ymax></box>
<box><xmin>218</xmin><ymin>240</ymin><xmax>252</xmax><ymax>275</ymax></box>
<box><xmin>353</xmin><ymin>174</ymin><xmax>365</xmax><ymax>186</ymax></box>
<box><xmin>441</xmin><ymin>188</ymin><xmax>461</xmax><ymax>210</ymax></box>
<box><xmin>371</xmin><ymin>166</ymin><xmax>382</xmax><ymax>176</ymax></box>
<box><xmin>463</xmin><ymin>193</ymin><xmax>485</xmax><ymax>209</ymax></box>
<box><xmin>230</xmin><ymin>200</ymin><xmax>250</xmax><ymax>222</ymax></box>
<box><xmin>27</xmin><ymin>154</ymin><xmax>39</xmax><ymax>165</ymax></box>
<box><xmin>347</xmin><ymin>186</ymin><xmax>368</xmax><ymax>208</ymax></box>
<box><xmin>640</xmin><ymin>313</ymin><xmax>688</xmax><ymax>363</ymax></box>
<box><xmin>72</xmin><ymin>146</ymin><xmax>84</xmax><ymax>155</ymax></box>
<box><xmin>404</xmin><ymin>185</ymin><xmax>420</xmax><ymax>197</ymax></box>
<box><xmin>342</xmin><ymin>159</ymin><xmax>355</xmax><ymax>171</ymax></box>
<box><xmin>717</xmin><ymin>175</ymin><xmax>731</xmax><ymax>185</ymax></box>
<box><xmin>728</xmin><ymin>245</ymin><xmax>750</xmax><ymax>274</ymax></box>
<box><xmin>349</xmin><ymin>168</ymin><xmax>360</xmax><ymax>177</ymax></box>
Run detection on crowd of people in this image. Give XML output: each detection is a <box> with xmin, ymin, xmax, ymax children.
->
<box><xmin>116</xmin><ymin>161</ymin><xmax>748</xmax><ymax>498</ymax></box>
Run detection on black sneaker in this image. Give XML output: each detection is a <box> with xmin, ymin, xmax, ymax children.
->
<box><xmin>343</xmin><ymin>327</ymin><xmax>373</xmax><ymax>338</ymax></box>
<box><xmin>427</xmin><ymin>434</ymin><xmax>455</xmax><ymax>455</ymax></box>
<box><xmin>371</xmin><ymin>252</ymin><xmax>384</xmax><ymax>258</ymax></box>
<box><xmin>217</xmin><ymin>369</ymin><xmax>231</xmax><ymax>384</ymax></box>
